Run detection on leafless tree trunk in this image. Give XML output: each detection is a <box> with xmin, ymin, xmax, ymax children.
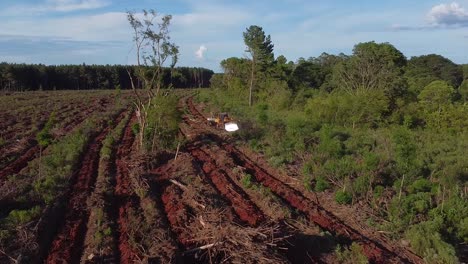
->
<box><xmin>249</xmin><ymin>57</ymin><xmax>255</xmax><ymax>107</ymax></box>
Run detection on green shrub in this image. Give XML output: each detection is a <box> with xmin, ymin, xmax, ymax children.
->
<box><xmin>34</xmin><ymin>175</ymin><xmax>64</xmax><ymax>204</ymax></box>
<box><xmin>392</xmin><ymin>126</ymin><xmax>421</xmax><ymax>180</ymax></box>
<box><xmin>8</xmin><ymin>206</ymin><xmax>41</xmax><ymax>225</ymax></box>
<box><xmin>145</xmin><ymin>94</ymin><xmax>181</xmax><ymax>151</ymax></box>
<box><xmin>285</xmin><ymin>111</ymin><xmax>318</xmax><ymax>151</ymax></box>
<box><xmin>457</xmin><ymin>217</ymin><xmax>468</xmax><ymax>242</ymax></box>
<box><xmin>335</xmin><ymin>190</ymin><xmax>352</xmax><ymax>205</ymax></box>
<box><xmin>362</xmin><ymin>151</ymin><xmax>380</xmax><ymax>172</ymax></box>
<box><xmin>409</xmin><ymin>178</ymin><xmax>433</xmax><ymax>193</ymax></box>
<box><xmin>100</xmin><ymin>135</ymin><xmax>115</xmax><ymax>160</ymax></box>
<box><xmin>315</xmin><ymin>176</ymin><xmax>330</xmax><ymax>192</ymax></box>
<box><xmin>317</xmin><ymin>125</ymin><xmax>345</xmax><ymax>159</ymax></box>
<box><xmin>131</xmin><ymin>123</ymin><xmax>140</xmax><ymax>136</ymax></box>
<box><xmin>103</xmin><ymin>227</ymin><xmax>112</xmax><ymax>236</ymax></box>
<box><xmin>33</xmin><ymin>124</ymin><xmax>91</xmax><ymax>204</ymax></box>
<box><xmin>302</xmin><ymin>161</ymin><xmax>313</xmax><ymax>175</ymax></box>
<box><xmin>241</xmin><ymin>174</ymin><xmax>253</xmax><ymax>189</ymax></box>
<box><xmin>406</xmin><ymin>221</ymin><xmax>457</xmax><ymax>264</ymax></box>
<box><xmin>37</xmin><ymin>112</ymin><xmax>56</xmax><ymax>148</ymax></box>
<box><xmin>256</xmin><ymin>103</ymin><xmax>269</xmax><ymax>125</ymax></box>
<box><xmin>353</xmin><ymin>174</ymin><xmax>370</xmax><ymax>197</ymax></box>
<box><xmin>322</xmin><ymin>156</ymin><xmax>356</xmax><ymax>181</ymax></box>
<box><xmin>94</xmin><ymin>231</ymin><xmax>103</xmax><ymax>244</ymax></box>
<box><xmin>268</xmin><ymin>156</ymin><xmax>288</xmax><ymax>168</ymax></box>
<box><xmin>303</xmin><ymin>174</ymin><xmax>312</xmax><ymax>191</ymax></box>
<box><xmin>373</xmin><ymin>185</ymin><xmax>385</xmax><ymax>199</ymax></box>
<box><xmin>335</xmin><ymin>242</ymin><xmax>368</xmax><ymax>264</ymax></box>
<box><xmin>429</xmin><ymin>195</ymin><xmax>468</xmax><ymax>243</ymax></box>
<box><xmin>388</xmin><ymin>192</ymin><xmax>433</xmax><ymax>230</ymax></box>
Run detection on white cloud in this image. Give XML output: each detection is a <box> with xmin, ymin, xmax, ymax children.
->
<box><xmin>427</xmin><ymin>2</ymin><xmax>468</xmax><ymax>26</ymax></box>
<box><xmin>390</xmin><ymin>2</ymin><xmax>468</xmax><ymax>31</ymax></box>
<box><xmin>0</xmin><ymin>12</ymin><xmax>129</xmax><ymax>41</ymax></box>
<box><xmin>389</xmin><ymin>24</ymin><xmax>428</xmax><ymax>31</ymax></box>
<box><xmin>195</xmin><ymin>45</ymin><xmax>207</xmax><ymax>59</ymax></box>
<box><xmin>2</xmin><ymin>0</ymin><xmax>109</xmax><ymax>15</ymax></box>
<box><xmin>47</xmin><ymin>0</ymin><xmax>109</xmax><ymax>12</ymax></box>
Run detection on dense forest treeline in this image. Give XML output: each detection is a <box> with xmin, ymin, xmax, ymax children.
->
<box><xmin>0</xmin><ymin>63</ymin><xmax>214</xmax><ymax>91</ymax></box>
<box><xmin>200</xmin><ymin>26</ymin><xmax>468</xmax><ymax>263</ymax></box>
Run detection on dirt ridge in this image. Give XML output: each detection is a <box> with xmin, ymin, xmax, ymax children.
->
<box><xmin>44</xmin><ymin>110</ymin><xmax>126</xmax><ymax>264</ymax></box>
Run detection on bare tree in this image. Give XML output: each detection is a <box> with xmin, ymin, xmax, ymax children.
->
<box><xmin>127</xmin><ymin>9</ymin><xmax>179</xmax><ymax>151</ymax></box>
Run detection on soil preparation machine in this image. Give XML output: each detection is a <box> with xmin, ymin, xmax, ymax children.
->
<box><xmin>207</xmin><ymin>112</ymin><xmax>239</xmax><ymax>132</ymax></box>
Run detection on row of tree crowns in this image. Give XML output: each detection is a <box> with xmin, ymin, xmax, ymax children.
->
<box><xmin>220</xmin><ymin>24</ymin><xmax>468</xmax><ymax>106</ymax></box>
<box><xmin>0</xmin><ymin>63</ymin><xmax>214</xmax><ymax>91</ymax></box>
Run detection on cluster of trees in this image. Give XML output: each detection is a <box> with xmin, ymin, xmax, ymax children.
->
<box><xmin>0</xmin><ymin>63</ymin><xmax>213</xmax><ymax>91</ymax></box>
<box><xmin>204</xmin><ymin>25</ymin><xmax>468</xmax><ymax>263</ymax></box>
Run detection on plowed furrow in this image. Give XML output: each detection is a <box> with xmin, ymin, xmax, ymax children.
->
<box><xmin>0</xmin><ymin>145</ymin><xmax>39</xmax><ymax>179</ymax></box>
<box><xmin>188</xmin><ymin>146</ymin><xmax>265</xmax><ymax>227</ymax></box>
<box><xmin>45</xmin><ymin>132</ymin><xmax>108</xmax><ymax>263</ymax></box>
<box><xmin>114</xmin><ymin>114</ymin><xmax>139</xmax><ymax>264</ymax></box>
<box><xmin>1</xmin><ymin>103</ymin><xmax>73</xmax><ymax>139</ymax></box>
<box><xmin>0</xmin><ymin>105</ymin><xmax>103</xmax><ymax>182</ymax></box>
<box><xmin>161</xmin><ymin>184</ymin><xmax>193</xmax><ymax>247</ymax></box>
<box><xmin>44</xmin><ymin>112</ymin><xmax>126</xmax><ymax>264</ymax></box>
<box><xmin>80</xmin><ymin>112</ymin><xmax>133</xmax><ymax>263</ymax></box>
<box><xmin>0</xmin><ymin>103</ymin><xmax>73</xmax><ymax>153</ymax></box>
<box><xmin>116</xmin><ymin>200</ymin><xmax>139</xmax><ymax>264</ymax></box>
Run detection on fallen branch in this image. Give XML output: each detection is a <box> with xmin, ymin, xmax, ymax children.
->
<box><xmin>183</xmin><ymin>242</ymin><xmax>220</xmax><ymax>255</ymax></box>
<box><xmin>170</xmin><ymin>179</ymin><xmax>206</xmax><ymax>209</ymax></box>
<box><xmin>169</xmin><ymin>179</ymin><xmax>188</xmax><ymax>191</ymax></box>
<box><xmin>0</xmin><ymin>248</ymin><xmax>18</xmax><ymax>264</ymax></box>
<box><xmin>174</xmin><ymin>142</ymin><xmax>181</xmax><ymax>161</ymax></box>
<box><xmin>199</xmin><ymin>215</ymin><xmax>206</xmax><ymax>228</ymax></box>
<box><xmin>377</xmin><ymin>230</ymin><xmax>393</xmax><ymax>234</ymax></box>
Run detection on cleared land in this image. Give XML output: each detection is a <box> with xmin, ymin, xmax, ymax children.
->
<box><xmin>0</xmin><ymin>90</ymin><xmax>423</xmax><ymax>263</ymax></box>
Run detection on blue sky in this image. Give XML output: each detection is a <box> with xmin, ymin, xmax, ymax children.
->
<box><xmin>0</xmin><ymin>0</ymin><xmax>467</xmax><ymax>71</ymax></box>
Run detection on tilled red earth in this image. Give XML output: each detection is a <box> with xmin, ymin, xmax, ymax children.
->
<box><xmin>188</xmin><ymin>146</ymin><xmax>266</xmax><ymax>226</ymax></box>
<box><xmin>114</xmin><ymin>113</ymin><xmax>140</xmax><ymax>264</ymax></box>
<box><xmin>160</xmin><ymin>184</ymin><xmax>192</xmax><ymax>246</ymax></box>
<box><xmin>44</xmin><ymin>110</ymin><xmax>126</xmax><ymax>264</ymax></box>
<box><xmin>3</xmin><ymin>94</ymin><xmax>425</xmax><ymax>263</ymax></box>
<box><xmin>0</xmin><ymin>99</ymin><xmax>111</xmax><ymax>182</ymax></box>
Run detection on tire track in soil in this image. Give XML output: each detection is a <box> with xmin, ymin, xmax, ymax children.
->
<box><xmin>150</xmin><ymin>156</ymin><xmax>193</xmax><ymax>247</ymax></box>
<box><xmin>113</xmin><ymin>113</ymin><xmax>139</xmax><ymax>264</ymax></box>
<box><xmin>178</xmin><ymin>96</ymin><xmax>266</xmax><ymax>227</ymax></box>
<box><xmin>160</xmin><ymin>183</ymin><xmax>194</xmax><ymax>247</ymax></box>
<box><xmin>151</xmin><ymin>153</ymin><xmax>238</xmax><ymax>252</ymax></box>
<box><xmin>44</xmin><ymin>111</ymin><xmax>126</xmax><ymax>264</ymax></box>
<box><xmin>187</xmin><ymin>144</ymin><xmax>265</xmax><ymax>227</ymax></box>
<box><xmin>0</xmin><ymin>102</ymin><xmax>111</xmax><ymax>182</ymax></box>
<box><xmin>183</xmin><ymin>96</ymin><xmax>422</xmax><ymax>264</ymax></box>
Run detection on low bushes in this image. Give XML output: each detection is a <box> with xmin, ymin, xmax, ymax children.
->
<box><xmin>143</xmin><ymin>94</ymin><xmax>181</xmax><ymax>152</ymax></box>
<box><xmin>197</xmin><ymin>82</ymin><xmax>468</xmax><ymax>261</ymax></box>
